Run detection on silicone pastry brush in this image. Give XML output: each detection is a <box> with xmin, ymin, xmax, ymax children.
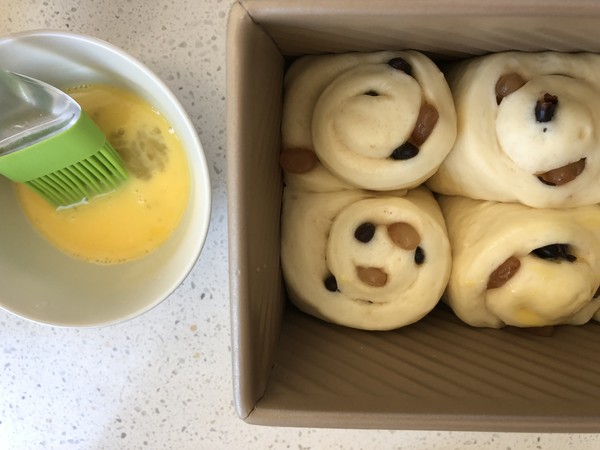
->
<box><xmin>0</xmin><ymin>70</ymin><xmax>128</xmax><ymax>207</ymax></box>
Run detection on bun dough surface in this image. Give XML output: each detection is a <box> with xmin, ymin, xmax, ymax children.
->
<box><xmin>440</xmin><ymin>195</ymin><xmax>600</xmax><ymax>328</ymax></box>
<box><xmin>428</xmin><ymin>51</ymin><xmax>600</xmax><ymax>208</ymax></box>
<box><xmin>281</xmin><ymin>187</ymin><xmax>451</xmax><ymax>330</ymax></box>
<box><xmin>281</xmin><ymin>51</ymin><xmax>456</xmax><ymax>191</ymax></box>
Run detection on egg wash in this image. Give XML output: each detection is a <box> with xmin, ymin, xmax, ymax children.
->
<box><xmin>16</xmin><ymin>84</ymin><xmax>190</xmax><ymax>264</ymax></box>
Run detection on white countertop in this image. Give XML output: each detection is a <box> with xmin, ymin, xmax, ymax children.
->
<box><xmin>1</xmin><ymin>1</ymin><xmax>599</xmax><ymax>448</ymax></box>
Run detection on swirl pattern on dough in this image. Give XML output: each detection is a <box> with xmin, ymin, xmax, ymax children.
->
<box><xmin>281</xmin><ymin>51</ymin><xmax>456</xmax><ymax>192</ymax></box>
<box><xmin>428</xmin><ymin>51</ymin><xmax>600</xmax><ymax>208</ymax></box>
<box><xmin>281</xmin><ymin>187</ymin><xmax>451</xmax><ymax>330</ymax></box>
<box><xmin>439</xmin><ymin>195</ymin><xmax>600</xmax><ymax>328</ymax></box>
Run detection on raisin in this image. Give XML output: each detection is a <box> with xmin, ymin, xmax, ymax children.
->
<box><xmin>410</xmin><ymin>104</ymin><xmax>439</xmax><ymax>146</ymax></box>
<box><xmin>414</xmin><ymin>246</ymin><xmax>425</xmax><ymax>265</ymax></box>
<box><xmin>537</xmin><ymin>158</ymin><xmax>586</xmax><ymax>186</ymax></box>
<box><xmin>535</xmin><ymin>93</ymin><xmax>558</xmax><ymax>122</ymax></box>
<box><xmin>354</xmin><ymin>222</ymin><xmax>376</xmax><ymax>243</ymax></box>
<box><xmin>324</xmin><ymin>274</ymin><xmax>338</xmax><ymax>292</ymax></box>
<box><xmin>487</xmin><ymin>256</ymin><xmax>520</xmax><ymax>289</ymax></box>
<box><xmin>531</xmin><ymin>244</ymin><xmax>576</xmax><ymax>262</ymax></box>
<box><xmin>388</xmin><ymin>57</ymin><xmax>412</xmax><ymax>75</ymax></box>
<box><xmin>387</xmin><ymin>222</ymin><xmax>421</xmax><ymax>250</ymax></box>
<box><xmin>390</xmin><ymin>142</ymin><xmax>419</xmax><ymax>160</ymax></box>
<box><xmin>495</xmin><ymin>73</ymin><xmax>526</xmax><ymax>104</ymax></box>
<box><xmin>356</xmin><ymin>266</ymin><xmax>388</xmax><ymax>287</ymax></box>
<box><xmin>280</xmin><ymin>148</ymin><xmax>318</xmax><ymax>174</ymax></box>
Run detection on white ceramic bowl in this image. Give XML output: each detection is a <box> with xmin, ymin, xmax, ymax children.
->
<box><xmin>0</xmin><ymin>30</ymin><xmax>211</xmax><ymax>327</ymax></box>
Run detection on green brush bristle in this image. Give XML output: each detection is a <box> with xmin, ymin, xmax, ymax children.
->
<box><xmin>26</xmin><ymin>141</ymin><xmax>128</xmax><ymax>207</ymax></box>
<box><xmin>0</xmin><ymin>109</ymin><xmax>129</xmax><ymax>207</ymax></box>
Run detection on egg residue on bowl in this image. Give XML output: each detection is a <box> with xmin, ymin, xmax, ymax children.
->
<box><xmin>15</xmin><ymin>84</ymin><xmax>190</xmax><ymax>264</ymax></box>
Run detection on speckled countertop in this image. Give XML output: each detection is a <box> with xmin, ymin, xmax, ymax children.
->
<box><xmin>0</xmin><ymin>1</ymin><xmax>599</xmax><ymax>449</ymax></box>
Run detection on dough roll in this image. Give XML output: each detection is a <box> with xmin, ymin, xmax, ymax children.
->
<box><xmin>280</xmin><ymin>51</ymin><xmax>456</xmax><ymax>192</ymax></box>
<box><xmin>439</xmin><ymin>195</ymin><xmax>600</xmax><ymax>328</ymax></box>
<box><xmin>428</xmin><ymin>51</ymin><xmax>600</xmax><ymax>208</ymax></box>
<box><xmin>281</xmin><ymin>187</ymin><xmax>451</xmax><ymax>330</ymax></box>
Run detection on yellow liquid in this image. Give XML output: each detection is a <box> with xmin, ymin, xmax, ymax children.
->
<box><xmin>16</xmin><ymin>84</ymin><xmax>190</xmax><ymax>264</ymax></box>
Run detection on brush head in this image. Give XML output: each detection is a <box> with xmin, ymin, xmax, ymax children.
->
<box><xmin>0</xmin><ymin>111</ymin><xmax>128</xmax><ymax>207</ymax></box>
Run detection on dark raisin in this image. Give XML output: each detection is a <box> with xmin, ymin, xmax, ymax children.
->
<box><xmin>414</xmin><ymin>246</ymin><xmax>425</xmax><ymax>265</ymax></box>
<box><xmin>354</xmin><ymin>222</ymin><xmax>376</xmax><ymax>243</ymax></box>
<box><xmin>324</xmin><ymin>275</ymin><xmax>338</xmax><ymax>292</ymax></box>
<box><xmin>594</xmin><ymin>287</ymin><xmax>600</xmax><ymax>298</ymax></box>
<box><xmin>388</xmin><ymin>57</ymin><xmax>412</xmax><ymax>75</ymax></box>
<box><xmin>364</xmin><ymin>90</ymin><xmax>379</xmax><ymax>96</ymax></box>
<box><xmin>535</xmin><ymin>93</ymin><xmax>558</xmax><ymax>123</ymax></box>
<box><xmin>531</xmin><ymin>243</ymin><xmax>576</xmax><ymax>262</ymax></box>
<box><xmin>390</xmin><ymin>142</ymin><xmax>419</xmax><ymax>160</ymax></box>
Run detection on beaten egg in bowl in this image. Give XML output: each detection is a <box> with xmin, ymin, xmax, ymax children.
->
<box><xmin>16</xmin><ymin>84</ymin><xmax>190</xmax><ymax>264</ymax></box>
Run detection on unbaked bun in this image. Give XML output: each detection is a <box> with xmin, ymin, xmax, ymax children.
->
<box><xmin>439</xmin><ymin>195</ymin><xmax>600</xmax><ymax>328</ymax></box>
<box><xmin>281</xmin><ymin>51</ymin><xmax>456</xmax><ymax>191</ymax></box>
<box><xmin>281</xmin><ymin>186</ymin><xmax>451</xmax><ymax>330</ymax></box>
<box><xmin>428</xmin><ymin>51</ymin><xmax>600</xmax><ymax>208</ymax></box>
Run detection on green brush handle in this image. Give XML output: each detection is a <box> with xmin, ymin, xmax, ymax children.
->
<box><xmin>0</xmin><ymin>111</ymin><xmax>105</xmax><ymax>183</ymax></box>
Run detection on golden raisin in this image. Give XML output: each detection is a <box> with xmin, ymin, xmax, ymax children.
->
<box><xmin>387</xmin><ymin>222</ymin><xmax>421</xmax><ymax>250</ymax></box>
<box><xmin>537</xmin><ymin>158</ymin><xmax>586</xmax><ymax>186</ymax></box>
<box><xmin>279</xmin><ymin>148</ymin><xmax>318</xmax><ymax>174</ymax></box>
<box><xmin>410</xmin><ymin>104</ymin><xmax>439</xmax><ymax>146</ymax></box>
<box><xmin>356</xmin><ymin>266</ymin><xmax>388</xmax><ymax>287</ymax></box>
<box><xmin>487</xmin><ymin>256</ymin><xmax>520</xmax><ymax>289</ymax></box>
<box><xmin>495</xmin><ymin>73</ymin><xmax>526</xmax><ymax>104</ymax></box>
